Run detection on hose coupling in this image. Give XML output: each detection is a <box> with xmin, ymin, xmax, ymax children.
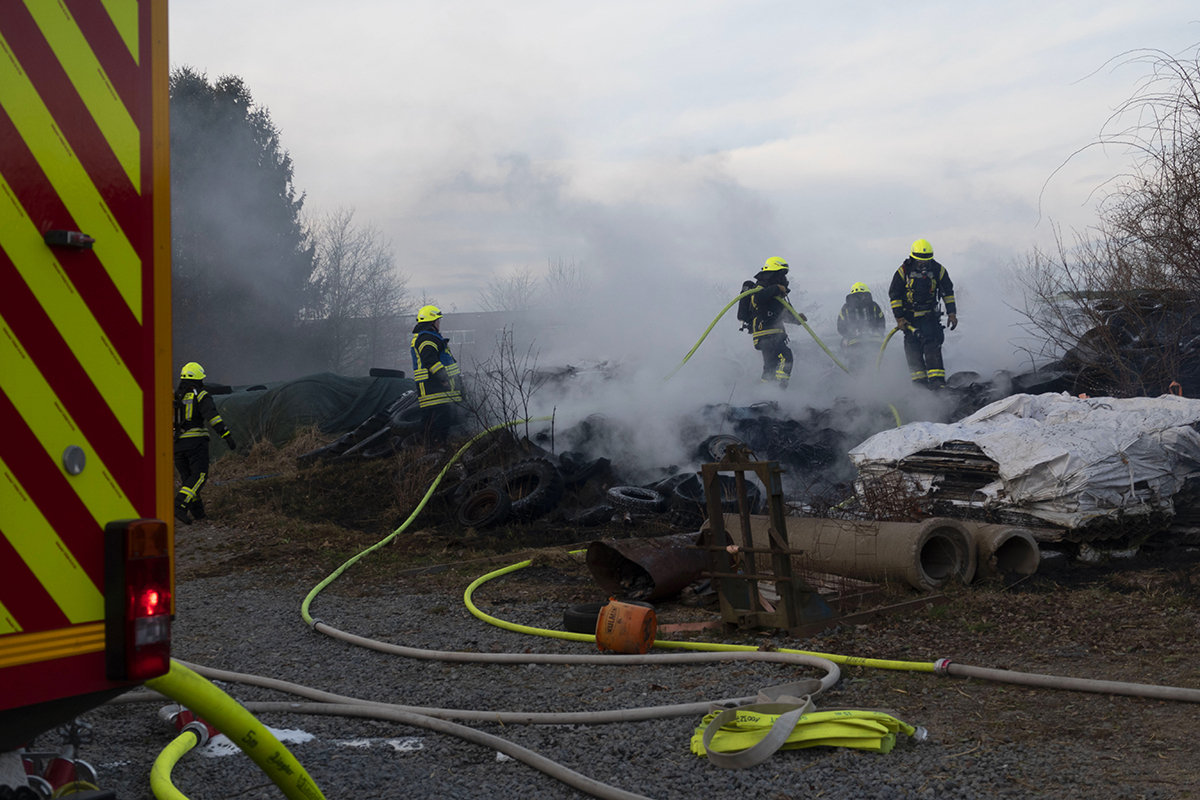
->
<box><xmin>159</xmin><ymin>704</ymin><xmax>217</xmax><ymax>745</ymax></box>
<box><xmin>911</xmin><ymin>726</ymin><xmax>929</xmax><ymax>742</ymax></box>
<box><xmin>158</xmin><ymin>703</ymin><xmax>183</xmax><ymax>727</ymax></box>
<box><xmin>933</xmin><ymin>658</ymin><xmax>953</xmax><ymax>677</ymax></box>
<box><xmin>180</xmin><ymin>720</ymin><xmax>212</xmax><ymax>748</ymax></box>
<box><xmin>308</xmin><ymin>618</ymin><xmax>323</xmax><ymax>630</ymax></box>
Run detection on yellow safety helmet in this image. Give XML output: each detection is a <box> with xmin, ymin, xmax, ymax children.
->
<box><xmin>180</xmin><ymin>362</ymin><xmax>206</xmax><ymax>381</ymax></box>
<box><xmin>910</xmin><ymin>239</ymin><xmax>934</xmax><ymax>260</ymax></box>
<box><xmin>417</xmin><ymin>304</ymin><xmax>443</xmax><ymax>323</ymax></box>
<box><xmin>762</xmin><ymin>257</ymin><xmax>789</xmax><ymax>272</ymax></box>
<box><xmin>850</xmin><ymin>282</ymin><xmax>870</xmax><ymax>294</ymax></box>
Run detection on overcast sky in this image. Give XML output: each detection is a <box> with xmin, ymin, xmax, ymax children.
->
<box><xmin>170</xmin><ymin>1</ymin><xmax>1199</xmax><ymax>341</ymax></box>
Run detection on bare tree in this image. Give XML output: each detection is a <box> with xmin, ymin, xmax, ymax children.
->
<box><xmin>1016</xmin><ymin>47</ymin><xmax>1200</xmax><ymax>396</ymax></box>
<box><xmin>475</xmin><ymin>265</ymin><xmax>540</xmax><ymax>312</ymax></box>
<box><xmin>462</xmin><ymin>326</ymin><xmax>549</xmax><ymax>440</ymax></box>
<box><xmin>542</xmin><ymin>258</ymin><xmax>592</xmax><ymax>307</ymax></box>
<box><xmin>307</xmin><ymin>207</ymin><xmax>413</xmax><ymax>372</ymax></box>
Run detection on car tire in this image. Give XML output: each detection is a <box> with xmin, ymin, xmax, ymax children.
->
<box><xmin>562</xmin><ymin>602</ymin><xmax>607</xmax><ymax>635</ymax></box>
<box><xmin>607</xmin><ymin>486</ymin><xmax>667</xmax><ymax>513</ymax></box>
<box><xmin>500</xmin><ymin>458</ymin><xmax>565</xmax><ymax>521</ymax></box>
<box><xmin>453</xmin><ymin>467</ymin><xmax>504</xmax><ymax>504</ymax></box>
<box><xmin>456</xmin><ymin>488</ymin><xmax>512</xmax><ymax>530</ymax></box>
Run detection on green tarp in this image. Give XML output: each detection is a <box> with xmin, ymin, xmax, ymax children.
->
<box><xmin>212</xmin><ymin>372</ymin><xmax>416</xmax><ymax>448</ymax></box>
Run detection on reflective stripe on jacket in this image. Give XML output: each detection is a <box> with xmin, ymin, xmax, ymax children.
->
<box><xmin>888</xmin><ymin>258</ymin><xmax>956</xmax><ymax>320</ymax></box>
<box><xmin>837</xmin><ymin>293</ymin><xmax>886</xmax><ymax>345</ymax></box>
<box><xmin>410</xmin><ymin>329</ymin><xmax>462</xmax><ymax>408</ymax></box>
<box><xmin>174</xmin><ymin>384</ymin><xmax>231</xmax><ymax>441</ymax></box>
<box><xmin>749</xmin><ymin>272</ymin><xmax>793</xmax><ymax>339</ymax></box>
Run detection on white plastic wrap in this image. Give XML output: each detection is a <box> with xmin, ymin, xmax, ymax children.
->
<box><xmin>849</xmin><ymin>393</ymin><xmax>1200</xmax><ymax>528</ymax></box>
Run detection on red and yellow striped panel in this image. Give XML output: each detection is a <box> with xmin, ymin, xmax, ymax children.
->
<box><xmin>0</xmin><ymin>0</ymin><xmax>172</xmax><ymax>711</ymax></box>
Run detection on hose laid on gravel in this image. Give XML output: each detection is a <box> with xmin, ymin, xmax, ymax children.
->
<box><xmin>939</xmin><ymin>660</ymin><xmax>1200</xmax><ymax>703</ymax></box>
<box><xmin>464</xmin><ymin>554</ymin><xmax>933</xmax><ymax>674</ymax></box>
<box><xmin>242</xmin><ymin>703</ymin><xmax>653</xmax><ymax>800</ymax></box>
<box><xmin>465</xmin><ymin>557</ymin><xmax>1200</xmax><ymax>705</ymax></box>
<box><xmin>149</xmin><ymin>730</ymin><xmax>200</xmax><ymax>800</ymax></box>
<box><xmin>171</xmin><ymin>658</ymin><xmax>830</xmax><ymax>728</ymax></box>
<box><xmin>300</xmin><ymin>417</ymin><xmax>843</xmax><ymax>799</ymax></box>
<box><xmin>146</xmin><ymin>660</ymin><xmax>325</xmax><ymax>800</ymax></box>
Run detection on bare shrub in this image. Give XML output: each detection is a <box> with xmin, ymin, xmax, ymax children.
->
<box><xmin>1017</xmin><ymin>47</ymin><xmax>1200</xmax><ymax>396</ymax></box>
<box><xmin>464</xmin><ymin>325</ymin><xmax>549</xmax><ymax>442</ymax></box>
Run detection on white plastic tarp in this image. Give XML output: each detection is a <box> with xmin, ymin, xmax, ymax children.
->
<box><xmin>849</xmin><ymin>393</ymin><xmax>1200</xmax><ymax>528</ymax></box>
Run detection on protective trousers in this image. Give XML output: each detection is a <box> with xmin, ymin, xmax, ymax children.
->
<box><xmin>174</xmin><ymin>437</ymin><xmax>210</xmax><ymax>521</ymax></box>
<box><xmin>902</xmin><ymin>315</ymin><xmax>946</xmax><ymax>388</ymax></box>
<box><xmin>756</xmin><ymin>332</ymin><xmax>793</xmax><ymax>388</ymax></box>
<box><xmin>422</xmin><ymin>402</ymin><xmax>460</xmax><ymax>445</ymax></box>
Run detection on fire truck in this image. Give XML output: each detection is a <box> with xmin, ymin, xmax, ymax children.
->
<box><xmin>0</xmin><ymin>0</ymin><xmax>175</xmax><ymax>785</ymax></box>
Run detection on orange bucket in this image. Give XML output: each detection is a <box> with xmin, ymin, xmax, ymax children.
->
<box><xmin>595</xmin><ymin>598</ymin><xmax>657</xmax><ymax>654</ymax></box>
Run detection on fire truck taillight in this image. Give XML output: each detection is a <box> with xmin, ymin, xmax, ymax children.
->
<box><xmin>105</xmin><ymin>519</ymin><xmax>172</xmax><ymax>681</ymax></box>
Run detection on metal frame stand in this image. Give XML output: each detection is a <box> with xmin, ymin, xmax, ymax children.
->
<box><xmin>695</xmin><ymin>448</ymin><xmax>835</xmax><ymax>635</ymax></box>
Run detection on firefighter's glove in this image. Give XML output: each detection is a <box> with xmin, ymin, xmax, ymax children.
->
<box><xmin>947</xmin><ymin>313</ymin><xmax>958</xmax><ymax>331</ymax></box>
<box><xmin>226</xmin><ymin>437</ymin><xmax>237</xmax><ymax>451</ymax></box>
<box><xmin>895</xmin><ymin>317</ymin><xmax>908</xmax><ymax>331</ymax></box>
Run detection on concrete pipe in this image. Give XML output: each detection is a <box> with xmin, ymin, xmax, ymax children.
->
<box><xmin>710</xmin><ymin>515</ymin><xmax>975</xmax><ymax>591</ymax></box>
<box><xmin>962</xmin><ymin>524</ymin><xmax>1041</xmax><ymax>581</ymax></box>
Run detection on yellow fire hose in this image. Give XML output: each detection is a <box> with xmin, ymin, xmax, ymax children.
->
<box><xmin>692</xmin><ymin>706</ymin><xmax>922</xmax><ymax>766</ymax></box>
<box><xmin>463</xmin><ymin>554</ymin><xmax>934</xmax><ymax>672</ymax></box>
<box><xmin>877</xmin><ymin>326</ymin><xmax>901</xmax><ymax>371</ymax></box>
<box><xmin>145</xmin><ymin>660</ymin><xmax>326</xmax><ymax>800</ymax></box>
<box><xmin>148</xmin><ymin>731</ymin><xmax>199</xmax><ymax>800</ymax></box>
<box><xmin>661</xmin><ymin>287</ymin><xmax>902</xmax><ymax>426</ymax></box>
<box><xmin>301</xmin><ymin>417</ymin><xmax>551</xmax><ymax>626</ymax></box>
<box><xmin>663</xmin><ymin>287</ymin><xmax>853</xmax><ymax>379</ymax></box>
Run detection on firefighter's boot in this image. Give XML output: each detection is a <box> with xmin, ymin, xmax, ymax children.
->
<box><xmin>174</xmin><ymin>502</ymin><xmax>192</xmax><ymax>526</ymax></box>
<box><xmin>190</xmin><ymin>497</ymin><xmax>206</xmax><ymax>521</ymax></box>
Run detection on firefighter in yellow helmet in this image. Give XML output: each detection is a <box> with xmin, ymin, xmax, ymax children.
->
<box><xmin>888</xmin><ymin>239</ymin><xmax>958</xmax><ymax>388</ymax></box>
<box><xmin>173</xmin><ymin>361</ymin><xmax>236</xmax><ymax>525</ymax></box>
<box><xmin>742</xmin><ymin>257</ymin><xmax>805</xmax><ymax>389</ymax></box>
<box><xmin>836</xmin><ymin>282</ymin><xmax>886</xmax><ymax>371</ymax></box>
<box><xmin>410</xmin><ymin>304</ymin><xmax>463</xmax><ymax>443</ymax></box>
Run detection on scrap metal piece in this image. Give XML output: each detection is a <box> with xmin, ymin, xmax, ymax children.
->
<box><xmin>585</xmin><ymin>532</ymin><xmax>708</xmax><ymax>602</ymax></box>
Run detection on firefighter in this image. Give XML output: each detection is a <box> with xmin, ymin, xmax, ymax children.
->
<box><xmin>411</xmin><ymin>304</ymin><xmax>464</xmax><ymax>443</ymax></box>
<box><xmin>888</xmin><ymin>239</ymin><xmax>958</xmax><ymax>388</ymax></box>
<box><xmin>836</xmin><ymin>281</ymin><xmax>886</xmax><ymax>370</ymax></box>
<box><xmin>173</xmin><ymin>362</ymin><xmax>236</xmax><ymax>525</ymax></box>
<box><xmin>746</xmin><ymin>257</ymin><xmax>805</xmax><ymax>388</ymax></box>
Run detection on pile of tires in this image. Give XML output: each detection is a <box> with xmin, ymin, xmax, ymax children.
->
<box><xmin>453</xmin><ymin>458</ymin><xmax>565</xmax><ymax>530</ymax></box>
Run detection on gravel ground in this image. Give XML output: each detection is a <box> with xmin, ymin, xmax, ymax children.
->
<box><xmin>66</xmin><ymin>541</ymin><xmax>1197</xmax><ymax>800</ymax></box>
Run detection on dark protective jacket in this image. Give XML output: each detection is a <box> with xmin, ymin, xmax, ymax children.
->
<box><xmin>837</xmin><ymin>292</ymin><xmax>886</xmax><ymax>344</ymax></box>
<box><xmin>748</xmin><ymin>270</ymin><xmax>796</xmax><ymax>344</ymax></box>
<box><xmin>888</xmin><ymin>258</ymin><xmax>956</xmax><ymax>321</ymax></box>
<box><xmin>174</xmin><ymin>380</ymin><xmax>232</xmax><ymax>443</ymax></box>
<box><xmin>410</xmin><ymin>322</ymin><xmax>462</xmax><ymax>408</ymax></box>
